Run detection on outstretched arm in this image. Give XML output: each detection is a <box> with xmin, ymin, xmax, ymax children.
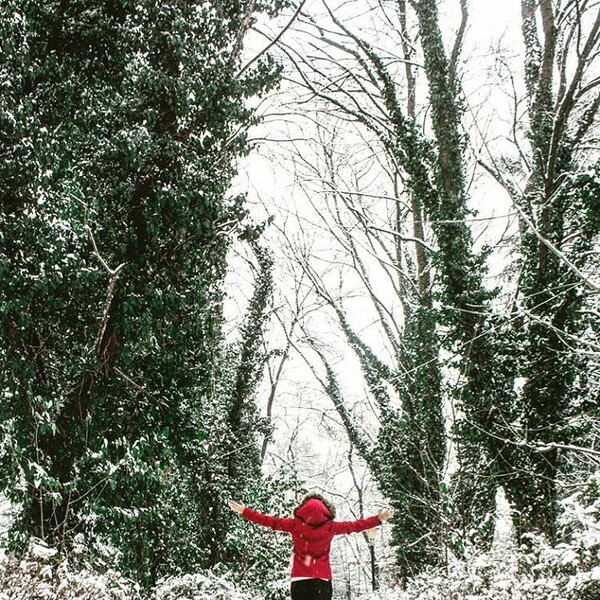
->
<box><xmin>229</xmin><ymin>501</ymin><xmax>296</xmax><ymax>533</ymax></box>
<box><xmin>332</xmin><ymin>507</ymin><xmax>394</xmax><ymax>535</ymax></box>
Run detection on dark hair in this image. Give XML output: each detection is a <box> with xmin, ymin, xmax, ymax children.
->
<box><xmin>294</xmin><ymin>492</ymin><xmax>337</xmax><ymax>518</ymax></box>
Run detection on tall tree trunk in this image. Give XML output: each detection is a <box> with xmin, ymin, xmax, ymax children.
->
<box><xmin>410</xmin><ymin>0</ymin><xmax>515</xmax><ymax>547</ymax></box>
<box><xmin>508</xmin><ymin>0</ymin><xmax>600</xmax><ymax>542</ymax></box>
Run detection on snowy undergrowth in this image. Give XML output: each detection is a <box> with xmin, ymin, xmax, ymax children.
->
<box><xmin>0</xmin><ymin>537</ymin><xmax>140</xmax><ymax>600</ymax></box>
<box><xmin>0</xmin><ymin>537</ymin><xmax>259</xmax><ymax>600</ymax></box>
<box><xmin>1</xmin><ymin>539</ymin><xmax>598</xmax><ymax>600</ymax></box>
<box><xmin>0</xmin><ymin>498</ymin><xmax>12</xmax><ymax>564</ymax></box>
<box><xmin>150</xmin><ymin>572</ymin><xmax>254</xmax><ymax>600</ymax></box>
<box><xmin>360</xmin><ymin>540</ymin><xmax>599</xmax><ymax>600</ymax></box>
<box><xmin>359</xmin><ymin>476</ymin><xmax>600</xmax><ymax>600</ymax></box>
<box><xmin>0</xmin><ymin>541</ymin><xmax>257</xmax><ymax>600</ymax></box>
<box><xmin>362</xmin><ymin>474</ymin><xmax>600</xmax><ymax>600</ymax></box>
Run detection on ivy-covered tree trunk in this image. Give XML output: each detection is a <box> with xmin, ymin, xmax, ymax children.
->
<box><xmin>406</xmin><ymin>0</ymin><xmax>517</xmax><ymax>548</ymax></box>
<box><xmin>507</xmin><ymin>0</ymin><xmax>600</xmax><ymax>542</ymax></box>
<box><xmin>0</xmin><ymin>0</ymin><xmax>285</xmax><ymax>586</ymax></box>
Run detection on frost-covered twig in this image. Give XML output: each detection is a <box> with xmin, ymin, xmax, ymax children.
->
<box><xmin>477</xmin><ymin>158</ymin><xmax>600</xmax><ymax>293</ymax></box>
<box><xmin>535</xmin><ymin>441</ymin><xmax>600</xmax><ymax>459</ymax></box>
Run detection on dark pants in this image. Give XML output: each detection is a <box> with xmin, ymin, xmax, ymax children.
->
<box><xmin>290</xmin><ymin>579</ymin><xmax>332</xmax><ymax>600</ymax></box>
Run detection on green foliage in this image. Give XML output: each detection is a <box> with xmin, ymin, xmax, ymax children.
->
<box><xmin>322</xmin><ymin>302</ymin><xmax>446</xmax><ymax>576</ymax></box>
<box><xmin>0</xmin><ymin>0</ymin><xmax>285</xmax><ymax>587</ymax></box>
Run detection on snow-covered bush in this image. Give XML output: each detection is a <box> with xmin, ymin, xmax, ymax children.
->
<box><xmin>151</xmin><ymin>571</ymin><xmax>254</xmax><ymax>600</ymax></box>
<box><xmin>0</xmin><ymin>537</ymin><xmax>139</xmax><ymax>600</ymax></box>
<box><xmin>356</xmin><ymin>474</ymin><xmax>600</xmax><ymax>600</ymax></box>
<box><xmin>518</xmin><ymin>472</ymin><xmax>600</xmax><ymax>600</ymax></box>
<box><xmin>359</xmin><ymin>545</ymin><xmax>598</xmax><ymax>600</ymax></box>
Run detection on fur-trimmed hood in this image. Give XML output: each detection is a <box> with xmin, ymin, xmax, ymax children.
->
<box><xmin>294</xmin><ymin>494</ymin><xmax>336</xmax><ymax>525</ymax></box>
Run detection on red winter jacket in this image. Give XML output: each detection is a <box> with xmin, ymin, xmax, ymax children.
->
<box><xmin>242</xmin><ymin>497</ymin><xmax>381</xmax><ymax>580</ymax></box>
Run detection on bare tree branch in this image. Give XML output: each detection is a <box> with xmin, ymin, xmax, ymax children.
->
<box><xmin>449</xmin><ymin>0</ymin><xmax>468</xmax><ymax>89</ymax></box>
<box><xmin>239</xmin><ymin>0</ymin><xmax>308</xmax><ymax>76</ymax></box>
<box><xmin>85</xmin><ymin>225</ymin><xmax>126</xmax><ymax>356</ymax></box>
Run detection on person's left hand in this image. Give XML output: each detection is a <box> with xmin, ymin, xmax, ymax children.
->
<box><xmin>378</xmin><ymin>507</ymin><xmax>394</xmax><ymax>521</ymax></box>
<box><xmin>229</xmin><ymin>500</ymin><xmax>246</xmax><ymax>514</ymax></box>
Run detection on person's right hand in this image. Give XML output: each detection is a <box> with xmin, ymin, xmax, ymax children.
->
<box><xmin>378</xmin><ymin>507</ymin><xmax>394</xmax><ymax>521</ymax></box>
<box><xmin>229</xmin><ymin>500</ymin><xmax>245</xmax><ymax>514</ymax></box>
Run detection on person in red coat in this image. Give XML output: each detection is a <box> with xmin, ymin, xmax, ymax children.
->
<box><xmin>229</xmin><ymin>493</ymin><xmax>393</xmax><ymax>600</ymax></box>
